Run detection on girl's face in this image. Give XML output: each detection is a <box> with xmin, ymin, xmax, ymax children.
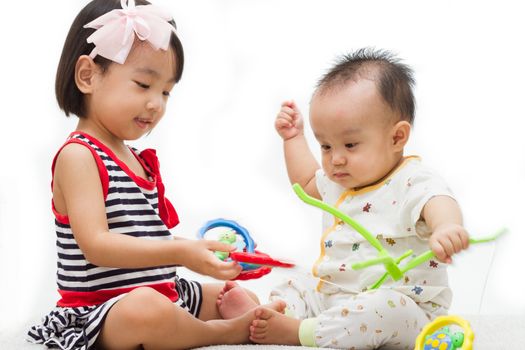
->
<box><xmin>86</xmin><ymin>42</ymin><xmax>177</xmax><ymax>141</ymax></box>
<box><xmin>310</xmin><ymin>79</ymin><xmax>403</xmax><ymax>190</ymax></box>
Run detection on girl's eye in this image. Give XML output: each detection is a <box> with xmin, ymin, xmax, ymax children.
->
<box><xmin>163</xmin><ymin>91</ymin><xmax>171</xmax><ymax>97</ymax></box>
<box><xmin>345</xmin><ymin>143</ymin><xmax>357</xmax><ymax>149</ymax></box>
<box><xmin>321</xmin><ymin>145</ymin><xmax>331</xmax><ymax>151</ymax></box>
<box><xmin>135</xmin><ymin>81</ymin><xmax>150</xmax><ymax>89</ymax></box>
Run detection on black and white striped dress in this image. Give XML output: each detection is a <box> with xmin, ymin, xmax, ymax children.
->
<box><xmin>27</xmin><ymin>132</ymin><xmax>202</xmax><ymax>349</ymax></box>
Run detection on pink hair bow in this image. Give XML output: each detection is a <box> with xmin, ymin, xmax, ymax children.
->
<box><xmin>84</xmin><ymin>0</ymin><xmax>176</xmax><ymax>64</ymax></box>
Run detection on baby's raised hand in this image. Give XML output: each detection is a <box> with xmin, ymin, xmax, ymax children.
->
<box><xmin>181</xmin><ymin>240</ymin><xmax>242</xmax><ymax>280</ymax></box>
<box><xmin>275</xmin><ymin>100</ymin><xmax>304</xmax><ymax>140</ymax></box>
<box><xmin>429</xmin><ymin>223</ymin><xmax>469</xmax><ymax>264</ymax></box>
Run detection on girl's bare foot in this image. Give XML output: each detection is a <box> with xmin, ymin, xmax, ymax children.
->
<box><xmin>249</xmin><ymin>307</ymin><xmax>302</xmax><ymax>345</ymax></box>
<box><xmin>217</xmin><ymin>281</ymin><xmax>258</xmax><ymax>319</ymax></box>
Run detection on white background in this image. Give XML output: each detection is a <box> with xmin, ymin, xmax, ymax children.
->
<box><xmin>0</xmin><ymin>0</ymin><xmax>524</xmax><ymax>333</ymax></box>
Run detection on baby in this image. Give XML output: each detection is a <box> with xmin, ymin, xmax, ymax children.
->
<box><xmin>249</xmin><ymin>48</ymin><xmax>469</xmax><ymax>349</ymax></box>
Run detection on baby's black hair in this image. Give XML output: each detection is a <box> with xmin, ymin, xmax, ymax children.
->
<box><xmin>317</xmin><ymin>48</ymin><xmax>415</xmax><ymax>124</ymax></box>
<box><xmin>55</xmin><ymin>0</ymin><xmax>184</xmax><ymax>117</ymax></box>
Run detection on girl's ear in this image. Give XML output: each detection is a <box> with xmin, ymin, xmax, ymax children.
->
<box><xmin>391</xmin><ymin>120</ymin><xmax>411</xmax><ymax>151</ymax></box>
<box><xmin>75</xmin><ymin>55</ymin><xmax>99</xmax><ymax>94</ymax></box>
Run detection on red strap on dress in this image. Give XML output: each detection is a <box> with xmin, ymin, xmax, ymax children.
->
<box><xmin>139</xmin><ymin>149</ymin><xmax>179</xmax><ymax>229</ymax></box>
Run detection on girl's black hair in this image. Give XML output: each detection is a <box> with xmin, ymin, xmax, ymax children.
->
<box><xmin>55</xmin><ymin>0</ymin><xmax>184</xmax><ymax>117</ymax></box>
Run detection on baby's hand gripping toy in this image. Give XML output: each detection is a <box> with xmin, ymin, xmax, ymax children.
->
<box><xmin>198</xmin><ymin>218</ymin><xmax>294</xmax><ymax>280</ymax></box>
<box><xmin>415</xmin><ymin>315</ymin><xmax>474</xmax><ymax>350</ymax></box>
<box><xmin>292</xmin><ymin>183</ymin><xmax>506</xmax><ymax>290</ymax></box>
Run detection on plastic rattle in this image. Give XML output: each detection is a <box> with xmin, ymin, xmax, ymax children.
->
<box><xmin>292</xmin><ymin>183</ymin><xmax>506</xmax><ymax>290</ymax></box>
<box><xmin>415</xmin><ymin>315</ymin><xmax>474</xmax><ymax>350</ymax></box>
<box><xmin>198</xmin><ymin>218</ymin><xmax>294</xmax><ymax>280</ymax></box>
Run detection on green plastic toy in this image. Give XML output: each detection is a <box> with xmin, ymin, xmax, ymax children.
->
<box><xmin>214</xmin><ymin>229</ymin><xmax>237</xmax><ymax>260</ymax></box>
<box><xmin>292</xmin><ymin>183</ymin><xmax>506</xmax><ymax>290</ymax></box>
<box><xmin>415</xmin><ymin>315</ymin><xmax>474</xmax><ymax>350</ymax></box>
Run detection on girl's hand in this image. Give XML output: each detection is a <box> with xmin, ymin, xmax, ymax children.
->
<box><xmin>429</xmin><ymin>223</ymin><xmax>469</xmax><ymax>264</ymax></box>
<box><xmin>275</xmin><ymin>100</ymin><xmax>304</xmax><ymax>140</ymax></box>
<box><xmin>180</xmin><ymin>240</ymin><xmax>242</xmax><ymax>280</ymax></box>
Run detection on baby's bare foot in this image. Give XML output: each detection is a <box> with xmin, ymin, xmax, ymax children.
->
<box><xmin>249</xmin><ymin>306</ymin><xmax>301</xmax><ymax>345</ymax></box>
<box><xmin>217</xmin><ymin>281</ymin><xmax>258</xmax><ymax>319</ymax></box>
<box><xmin>220</xmin><ymin>299</ymin><xmax>288</xmax><ymax>345</ymax></box>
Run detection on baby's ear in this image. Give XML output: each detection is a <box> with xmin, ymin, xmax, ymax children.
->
<box><xmin>74</xmin><ymin>55</ymin><xmax>99</xmax><ymax>94</ymax></box>
<box><xmin>391</xmin><ymin>120</ymin><xmax>411</xmax><ymax>150</ymax></box>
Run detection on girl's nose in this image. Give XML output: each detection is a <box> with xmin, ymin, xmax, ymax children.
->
<box><xmin>146</xmin><ymin>95</ymin><xmax>164</xmax><ymax>114</ymax></box>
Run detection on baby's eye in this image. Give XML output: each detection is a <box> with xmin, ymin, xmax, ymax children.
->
<box><xmin>134</xmin><ymin>81</ymin><xmax>150</xmax><ymax>89</ymax></box>
<box><xmin>163</xmin><ymin>91</ymin><xmax>171</xmax><ymax>97</ymax></box>
<box><xmin>321</xmin><ymin>145</ymin><xmax>331</xmax><ymax>151</ymax></box>
<box><xmin>345</xmin><ymin>143</ymin><xmax>357</xmax><ymax>149</ymax></box>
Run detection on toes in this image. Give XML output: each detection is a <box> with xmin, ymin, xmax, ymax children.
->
<box><xmin>216</xmin><ymin>292</ymin><xmax>224</xmax><ymax>305</ymax></box>
<box><xmin>250</xmin><ymin>333</ymin><xmax>266</xmax><ymax>341</ymax></box>
<box><xmin>267</xmin><ymin>300</ymin><xmax>287</xmax><ymax>313</ymax></box>
<box><xmin>252</xmin><ymin>319</ymin><xmax>268</xmax><ymax>332</ymax></box>
<box><xmin>249</xmin><ymin>335</ymin><xmax>261</xmax><ymax>342</ymax></box>
<box><xmin>275</xmin><ymin>299</ymin><xmax>287</xmax><ymax>313</ymax></box>
<box><xmin>224</xmin><ymin>280</ymin><xmax>239</xmax><ymax>292</ymax></box>
<box><xmin>254</xmin><ymin>306</ymin><xmax>274</xmax><ymax>320</ymax></box>
<box><xmin>249</xmin><ymin>325</ymin><xmax>267</xmax><ymax>341</ymax></box>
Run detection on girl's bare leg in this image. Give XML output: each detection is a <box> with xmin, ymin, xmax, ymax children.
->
<box><xmin>96</xmin><ymin>287</ymin><xmax>284</xmax><ymax>350</ymax></box>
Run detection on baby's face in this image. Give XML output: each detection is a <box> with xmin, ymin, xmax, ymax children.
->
<box><xmin>310</xmin><ymin>79</ymin><xmax>402</xmax><ymax>190</ymax></box>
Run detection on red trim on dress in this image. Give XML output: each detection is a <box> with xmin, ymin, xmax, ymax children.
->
<box><xmin>70</xmin><ymin>131</ymin><xmax>179</xmax><ymax>228</ymax></box>
<box><xmin>51</xmin><ymin>131</ymin><xmax>179</xmax><ymax>228</ymax></box>
<box><xmin>57</xmin><ymin>282</ymin><xmax>179</xmax><ymax>307</ymax></box>
<box><xmin>51</xmin><ymin>138</ymin><xmax>110</xmax><ymax>224</ymax></box>
<box><xmin>139</xmin><ymin>149</ymin><xmax>180</xmax><ymax>228</ymax></box>
<box><xmin>72</xmin><ymin>131</ymin><xmax>156</xmax><ymax>190</ymax></box>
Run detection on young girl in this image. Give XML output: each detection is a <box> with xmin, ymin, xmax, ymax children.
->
<box><xmin>27</xmin><ymin>1</ymin><xmax>283</xmax><ymax>349</ymax></box>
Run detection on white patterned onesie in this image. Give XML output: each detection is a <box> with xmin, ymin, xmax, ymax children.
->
<box><xmin>271</xmin><ymin>156</ymin><xmax>454</xmax><ymax>349</ymax></box>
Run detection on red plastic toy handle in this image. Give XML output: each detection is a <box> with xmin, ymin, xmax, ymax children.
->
<box><xmin>234</xmin><ymin>266</ymin><xmax>272</xmax><ymax>280</ymax></box>
<box><xmin>230</xmin><ymin>251</ymin><xmax>295</xmax><ymax>268</ymax></box>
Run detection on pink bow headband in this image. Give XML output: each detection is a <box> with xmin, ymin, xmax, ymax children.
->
<box><xmin>84</xmin><ymin>0</ymin><xmax>177</xmax><ymax>64</ymax></box>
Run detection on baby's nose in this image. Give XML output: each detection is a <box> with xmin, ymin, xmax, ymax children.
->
<box><xmin>332</xmin><ymin>152</ymin><xmax>347</xmax><ymax>165</ymax></box>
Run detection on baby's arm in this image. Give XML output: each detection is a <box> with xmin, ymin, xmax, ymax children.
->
<box><xmin>275</xmin><ymin>100</ymin><xmax>321</xmax><ymax>199</ymax></box>
<box><xmin>53</xmin><ymin>143</ymin><xmax>242</xmax><ymax>280</ymax></box>
<box><xmin>422</xmin><ymin>195</ymin><xmax>469</xmax><ymax>263</ymax></box>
